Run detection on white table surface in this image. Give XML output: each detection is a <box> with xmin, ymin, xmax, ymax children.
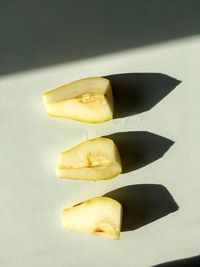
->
<box><xmin>0</xmin><ymin>35</ymin><xmax>200</xmax><ymax>267</ymax></box>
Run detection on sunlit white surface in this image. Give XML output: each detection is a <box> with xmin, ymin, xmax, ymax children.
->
<box><xmin>0</xmin><ymin>35</ymin><xmax>200</xmax><ymax>267</ymax></box>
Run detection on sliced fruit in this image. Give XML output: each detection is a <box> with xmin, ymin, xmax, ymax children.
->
<box><xmin>62</xmin><ymin>196</ymin><xmax>123</xmax><ymax>240</ymax></box>
<box><xmin>42</xmin><ymin>77</ymin><xmax>113</xmax><ymax>123</ymax></box>
<box><xmin>56</xmin><ymin>137</ymin><xmax>122</xmax><ymax>181</ymax></box>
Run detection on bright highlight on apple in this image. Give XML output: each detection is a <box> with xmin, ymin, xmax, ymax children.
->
<box><xmin>43</xmin><ymin>77</ymin><xmax>113</xmax><ymax>123</ymax></box>
<box><xmin>62</xmin><ymin>196</ymin><xmax>123</xmax><ymax>240</ymax></box>
<box><xmin>56</xmin><ymin>137</ymin><xmax>122</xmax><ymax>181</ymax></box>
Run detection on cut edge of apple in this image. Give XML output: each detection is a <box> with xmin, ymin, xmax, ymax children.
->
<box><xmin>61</xmin><ymin>196</ymin><xmax>123</xmax><ymax>240</ymax></box>
<box><xmin>42</xmin><ymin>77</ymin><xmax>114</xmax><ymax>123</ymax></box>
<box><xmin>56</xmin><ymin>137</ymin><xmax>122</xmax><ymax>181</ymax></box>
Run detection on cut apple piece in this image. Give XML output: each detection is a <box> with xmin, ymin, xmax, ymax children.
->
<box><xmin>42</xmin><ymin>77</ymin><xmax>113</xmax><ymax>123</ymax></box>
<box><xmin>56</xmin><ymin>137</ymin><xmax>122</xmax><ymax>181</ymax></box>
<box><xmin>62</xmin><ymin>196</ymin><xmax>123</xmax><ymax>240</ymax></box>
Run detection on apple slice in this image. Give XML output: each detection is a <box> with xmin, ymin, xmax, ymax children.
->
<box><xmin>62</xmin><ymin>196</ymin><xmax>123</xmax><ymax>240</ymax></box>
<box><xmin>56</xmin><ymin>137</ymin><xmax>122</xmax><ymax>181</ymax></box>
<box><xmin>42</xmin><ymin>77</ymin><xmax>113</xmax><ymax>123</ymax></box>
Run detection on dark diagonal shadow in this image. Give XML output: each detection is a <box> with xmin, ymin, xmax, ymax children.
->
<box><xmin>1</xmin><ymin>1</ymin><xmax>200</xmax><ymax>75</ymax></box>
<box><xmin>152</xmin><ymin>255</ymin><xmax>200</xmax><ymax>267</ymax></box>
<box><xmin>105</xmin><ymin>131</ymin><xmax>174</xmax><ymax>173</ymax></box>
<box><xmin>104</xmin><ymin>184</ymin><xmax>178</xmax><ymax>232</ymax></box>
<box><xmin>105</xmin><ymin>73</ymin><xmax>181</xmax><ymax>119</ymax></box>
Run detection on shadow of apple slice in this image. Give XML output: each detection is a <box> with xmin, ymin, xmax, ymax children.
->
<box><xmin>104</xmin><ymin>184</ymin><xmax>178</xmax><ymax>232</ymax></box>
<box><xmin>105</xmin><ymin>131</ymin><xmax>174</xmax><ymax>174</ymax></box>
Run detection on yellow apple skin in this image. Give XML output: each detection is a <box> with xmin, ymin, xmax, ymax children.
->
<box><xmin>62</xmin><ymin>197</ymin><xmax>123</xmax><ymax>240</ymax></box>
<box><xmin>42</xmin><ymin>77</ymin><xmax>113</xmax><ymax>123</ymax></box>
<box><xmin>56</xmin><ymin>137</ymin><xmax>122</xmax><ymax>181</ymax></box>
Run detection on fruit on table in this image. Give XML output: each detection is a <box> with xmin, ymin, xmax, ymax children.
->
<box><xmin>62</xmin><ymin>196</ymin><xmax>123</xmax><ymax>240</ymax></box>
<box><xmin>56</xmin><ymin>137</ymin><xmax>122</xmax><ymax>181</ymax></box>
<box><xmin>42</xmin><ymin>77</ymin><xmax>113</xmax><ymax>123</ymax></box>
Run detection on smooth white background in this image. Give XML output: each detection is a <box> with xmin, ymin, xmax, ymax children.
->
<box><xmin>0</xmin><ymin>36</ymin><xmax>200</xmax><ymax>267</ymax></box>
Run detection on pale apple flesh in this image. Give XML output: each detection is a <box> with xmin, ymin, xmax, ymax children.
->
<box><xmin>42</xmin><ymin>77</ymin><xmax>113</xmax><ymax>123</ymax></box>
<box><xmin>62</xmin><ymin>197</ymin><xmax>123</xmax><ymax>239</ymax></box>
<box><xmin>56</xmin><ymin>137</ymin><xmax>122</xmax><ymax>181</ymax></box>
